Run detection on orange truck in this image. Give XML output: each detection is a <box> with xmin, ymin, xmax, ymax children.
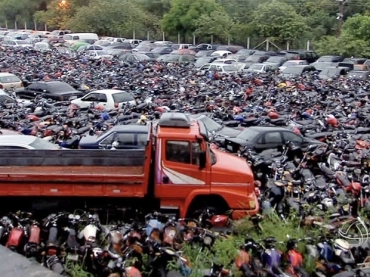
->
<box><xmin>0</xmin><ymin>113</ymin><xmax>259</xmax><ymax>219</ymax></box>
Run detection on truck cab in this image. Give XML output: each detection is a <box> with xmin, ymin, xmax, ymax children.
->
<box><xmin>153</xmin><ymin>113</ymin><xmax>258</xmax><ymax>218</ymax></box>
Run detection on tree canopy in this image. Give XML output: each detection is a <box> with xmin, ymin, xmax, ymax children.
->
<box><xmin>1</xmin><ymin>0</ymin><xmax>370</xmax><ymax>55</ymax></box>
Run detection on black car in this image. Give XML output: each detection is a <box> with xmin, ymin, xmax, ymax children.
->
<box><xmin>15</xmin><ymin>81</ymin><xmax>84</xmax><ymax>101</ymax></box>
<box><xmin>224</xmin><ymin>126</ymin><xmax>323</xmax><ymax>153</ymax></box>
<box><xmin>79</xmin><ymin>124</ymin><xmax>149</xmax><ymax>149</ymax></box>
<box><xmin>188</xmin><ymin>114</ymin><xmax>241</xmax><ymax>145</ymax></box>
<box><xmin>279</xmin><ymin>50</ymin><xmax>319</xmax><ymax>63</ymax></box>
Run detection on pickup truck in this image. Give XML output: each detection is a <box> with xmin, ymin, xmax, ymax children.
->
<box><xmin>0</xmin><ymin>113</ymin><xmax>259</xmax><ymax>219</ymax></box>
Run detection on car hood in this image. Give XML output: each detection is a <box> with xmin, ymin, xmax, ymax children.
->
<box><xmin>211</xmin><ymin>148</ymin><xmax>254</xmax><ymax>189</ymax></box>
<box><xmin>217</xmin><ymin>127</ymin><xmax>241</xmax><ymax>137</ymax></box>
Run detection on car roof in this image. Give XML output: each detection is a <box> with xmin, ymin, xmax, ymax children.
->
<box><xmin>89</xmin><ymin>89</ymin><xmax>130</xmax><ymax>95</ymax></box>
<box><xmin>108</xmin><ymin>124</ymin><xmax>149</xmax><ymax>133</ymax></box>
<box><xmin>0</xmin><ymin>135</ymin><xmax>36</xmax><ymax>144</ymax></box>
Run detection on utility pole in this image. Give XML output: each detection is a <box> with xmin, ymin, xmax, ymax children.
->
<box><xmin>336</xmin><ymin>0</ymin><xmax>348</xmax><ymax>37</ymax></box>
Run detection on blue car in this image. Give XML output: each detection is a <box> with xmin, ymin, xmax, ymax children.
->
<box><xmin>79</xmin><ymin>125</ymin><xmax>149</xmax><ymax>150</ymax></box>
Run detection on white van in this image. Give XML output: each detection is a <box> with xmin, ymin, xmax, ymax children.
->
<box><xmin>63</xmin><ymin>33</ymin><xmax>99</xmax><ymax>44</ymax></box>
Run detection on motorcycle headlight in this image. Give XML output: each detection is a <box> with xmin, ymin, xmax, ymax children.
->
<box><xmin>203</xmin><ymin>236</ymin><xmax>213</xmax><ymax>246</ymax></box>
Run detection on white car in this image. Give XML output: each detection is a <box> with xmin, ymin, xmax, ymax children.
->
<box><xmin>0</xmin><ymin>135</ymin><xmax>61</xmax><ymax>149</ymax></box>
<box><xmin>212</xmin><ymin>58</ymin><xmax>237</xmax><ymax>64</ymax></box>
<box><xmin>198</xmin><ymin>63</ymin><xmax>239</xmax><ymax>75</ymax></box>
<box><xmin>210</xmin><ymin>50</ymin><xmax>232</xmax><ymax>58</ymax></box>
<box><xmin>279</xmin><ymin>60</ymin><xmax>308</xmax><ymax>71</ymax></box>
<box><xmin>71</xmin><ymin>89</ymin><xmax>136</xmax><ymax>110</ymax></box>
<box><xmin>87</xmin><ymin>50</ymin><xmax>113</xmax><ymax>60</ymax></box>
<box><xmin>246</xmin><ymin>63</ymin><xmax>274</xmax><ymax>74</ymax></box>
<box><xmin>0</xmin><ymin>73</ymin><xmax>23</xmax><ymax>90</ymax></box>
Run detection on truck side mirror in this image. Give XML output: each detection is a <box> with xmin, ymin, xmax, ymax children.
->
<box><xmin>199</xmin><ymin>151</ymin><xmax>206</xmax><ymax>169</ymax></box>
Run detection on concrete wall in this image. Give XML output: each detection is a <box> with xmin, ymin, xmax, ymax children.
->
<box><xmin>0</xmin><ymin>246</ymin><xmax>60</xmax><ymax>277</ymax></box>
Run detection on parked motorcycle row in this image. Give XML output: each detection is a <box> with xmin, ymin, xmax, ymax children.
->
<box><xmin>3</xmin><ymin>48</ymin><xmax>370</xmax><ymax>276</ymax></box>
<box><xmin>1</xmin><ymin>207</ymin><xmax>370</xmax><ymax>277</ymax></box>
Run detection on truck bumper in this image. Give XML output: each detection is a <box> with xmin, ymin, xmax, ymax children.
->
<box><xmin>231</xmin><ymin>193</ymin><xmax>260</xmax><ymax>220</ymax></box>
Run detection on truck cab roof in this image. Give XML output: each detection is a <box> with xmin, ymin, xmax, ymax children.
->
<box><xmin>156</xmin><ymin>113</ymin><xmax>208</xmax><ymax>140</ymax></box>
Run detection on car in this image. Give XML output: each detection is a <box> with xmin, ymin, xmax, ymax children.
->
<box><xmin>0</xmin><ymin>135</ymin><xmax>62</xmax><ymax>149</ymax></box>
<box><xmin>279</xmin><ymin>50</ymin><xmax>319</xmax><ymax>63</ymax></box>
<box><xmin>79</xmin><ymin>125</ymin><xmax>149</xmax><ymax>149</ymax></box>
<box><xmin>1</xmin><ymin>40</ymin><xmax>33</xmax><ymax>48</ymax></box>
<box><xmin>71</xmin><ymin>89</ymin><xmax>136</xmax><ymax>110</ymax></box>
<box><xmin>279</xmin><ymin>60</ymin><xmax>308</xmax><ymax>71</ymax></box>
<box><xmin>151</xmin><ymin>46</ymin><xmax>173</xmax><ymax>55</ymax></box>
<box><xmin>280</xmin><ymin>65</ymin><xmax>315</xmax><ymax>77</ymax></box>
<box><xmin>224</xmin><ymin>126</ymin><xmax>323</xmax><ymax>153</ymax></box>
<box><xmin>119</xmin><ymin>52</ymin><xmax>152</xmax><ymax>62</ymax></box>
<box><xmin>246</xmin><ymin>63</ymin><xmax>274</xmax><ymax>74</ymax></box>
<box><xmin>198</xmin><ymin>63</ymin><xmax>239</xmax><ymax>75</ymax></box>
<box><xmin>0</xmin><ymin>89</ymin><xmax>32</xmax><ymax>107</ymax></box>
<box><xmin>15</xmin><ymin>81</ymin><xmax>84</xmax><ymax>101</ymax></box>
<box><xmin>86</xmin><ymin>50</ymin><xmax>113</xmax><ymax>60</ymax></box>
<box><xmin>0</xmin><ymin>73</ymin><xmax>23</xmax><ymax>90</ymax></box>
<box><xmin>318</xmin><ymin>66</ymin><xmax>349</xmax><ymax>80</ymax></box>
<box><xmin>188</xmin><ymin>114</ymin><xmax>241</xmax><ymax>145</ymax></box>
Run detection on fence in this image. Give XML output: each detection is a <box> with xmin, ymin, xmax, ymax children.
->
<box><xmin>2</xmin><ymin>21</ymin><xmax>314</xmax><ymax>51</ymax></box>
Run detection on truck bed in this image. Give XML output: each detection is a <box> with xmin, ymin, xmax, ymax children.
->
<box><xmin>0</xmin><ymin>149</ymin><xmax>149</xmax><ymax>197</ymax></box>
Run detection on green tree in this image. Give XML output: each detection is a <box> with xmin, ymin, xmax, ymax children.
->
<box><xmin>194</xmin><ymin>9</ymin><xmax>234</xmax><ymax>43</ymax></box>
<box><xmin>342</xmin><ymin>14</ymin><xmax>370</xmax><ymax>41</ymax></box>
<box><xmin>305</xmin><ymin>11</ymin><xmax>337</xmax><ymax>39</ymax></box>
<box><xmin>314</xmin><ymin>34</ymin><xmax>370</xmax><ymax>57</ymax></box>
<box><xmin>34</xmin><ymin>0</ymin><xmax>72</xmax><ymax>29</ymax></box>
<box><xmin>161</xmin><ymin>0</ymin><xmax>221</xmax><ymax>38</ymax></box>
<box><xmin>0</xmin><ymin>0</ymin><xmax>38</xmax><ymax>26</ymax></box>
<box><xmin>137</xmin><ymin>0</ymin><xmax>171</xmax><ymax>18</ymax></box>
<box><xmin>250</xmin><ymin>1</ymin><xmax>309</xmax><ymax>44</ymax></box>
<box><xmin>65</xmin><ymin>0</ymin><xmax>159</xmax><ymax>37</ymax></box>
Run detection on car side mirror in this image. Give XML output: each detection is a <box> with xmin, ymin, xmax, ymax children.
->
<box><xmin>199</xmin><ymin>151</ymin><xmax>206</xmax><ymax>169</ymax></box>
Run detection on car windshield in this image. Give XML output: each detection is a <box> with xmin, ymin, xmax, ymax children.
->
<box><xmin>250</xmin><ymin>64</ymin><xmax>263</xmax><ymax>70</ymax></box>
<box><xmin>266</xmin><ymin>56</ymin><xmax>282</xmax><ymax>62</ymax></box>
<box><xmin>48</xmin><ymin>83</ymin><xmax>75</xmax><ymax>93</ymax></box>
<box><xmin>0</xmin><ymin>75</ymin><xmax>20</xmax><ymax>83</ymax></box>
<box><xmin>246</xmin><ymin>55</ymin><xmax>261</xmax><ymax>62</ymax></box>
<box><xmin>29</xmin><ymin>137</ymin><xmax>61</xmax><ymax>149</ymax></box>
<box><xmin>199</xmin><ymin>116</ymin><xmax>222</xmax><ymax>132</ymax></box>
<box><xmin>112</xmin><ymin>92</ymin><xmax>134</xmax><ymax>103</ymax></box>
<box><xmin>282</xmin><ymin>61</ymin><xmax>297</xmax><ymax>67</ymax></box>
<box><xmin>224</xmin><ymin>65</ymin><xmax>237</xmax><ymax>72</ymax></box>
<box><xmin>237</xmin><ymin>129</ymin><xmax>259</xmax><ymax>141</ymax></box>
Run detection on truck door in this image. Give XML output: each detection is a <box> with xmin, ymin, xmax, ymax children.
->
<box><xmin>155</xmin><ymin>139</ymin><xmax>209</xmax><ymax>201</ymax></box>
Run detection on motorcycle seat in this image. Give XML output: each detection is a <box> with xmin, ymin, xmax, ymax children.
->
<box><xmin>337</xmin><ymin>174</ymin><xmax>350</xmax><ymax>187</ymax></box>
<box><xmin>243</xmin><ymin>117</ymin><xmax>257</xmax><ymax>123</ymax></box>
<box><xmin>319</xmin><ymin>163</ymin><xmax>335</xmax><ymax>177</ymax></box>
<box><xmin>270</xmin><ymin>118</ymin><xmax>285</xmax><ymax>124</ymax></box>
<box><xmin>294</xmin><ymin>120</ymin><xmax>314</xmax><ymax>126</ymax></box>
